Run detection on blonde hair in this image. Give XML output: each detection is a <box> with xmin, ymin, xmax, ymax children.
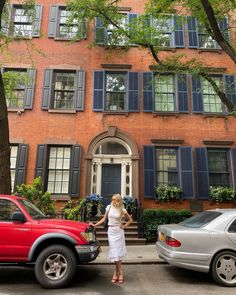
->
<box><xmin>112</xmin><ymin>194</ymin><xmax>124</xmax><ymax>221</ymax></box>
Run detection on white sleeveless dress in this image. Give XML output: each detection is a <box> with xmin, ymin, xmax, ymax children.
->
<box><xmin>106</xmin><ymin>205</ymin><xmax>127</xmax><ymax>262</ymax></box>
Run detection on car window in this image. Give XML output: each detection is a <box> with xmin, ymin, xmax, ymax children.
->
<box><xmin>18</xmin><ymin>199</ymin><xmax>46</xmax><ymax>219</ymax></box>
<box><xmin>179</xmin><ymin>211</ymin><xmax>222</xmax><ymax>228</ymax></box>
<box><xmin>228</xmin><ymin>219</ymin><xmax>236</xmax><ymax>233</ymax></box>
<box><xmin>0</xmin><ymin>199</ymin><xmax>21</xmax><ymax>221</ymax></box>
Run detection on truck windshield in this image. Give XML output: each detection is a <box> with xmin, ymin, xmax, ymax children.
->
<box><xmin>19</xmin><ymin>199</ymin><xmax>46</xmax><ymax>220</ymax></box>
<box><xmin>179</xmin><ymin>211</ymin><xmax>222</xmax><ymax>228</ymax></box>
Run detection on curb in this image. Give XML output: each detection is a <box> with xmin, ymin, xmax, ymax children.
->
<box><xmin>90</xmin><ymin>260</ymin><xmax>166</xmax><ymax>265</ymax></box>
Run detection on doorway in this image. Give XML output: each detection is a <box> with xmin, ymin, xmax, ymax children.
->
<box><xmin>101</xmin><ymin>164</ymin><xmax>121</xmax><ymax>210</ymax></box>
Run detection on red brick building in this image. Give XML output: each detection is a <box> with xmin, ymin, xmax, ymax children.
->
<box><xmin>1</xmin><ymin>0</ymin><xmax>236</xmax><ymax>212</ymax></box>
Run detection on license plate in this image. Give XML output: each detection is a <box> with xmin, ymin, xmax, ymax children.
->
<box><xmin>159</xmin><ymin>232</ymin><xmax>165</xmax><ymax>241</ymax></box>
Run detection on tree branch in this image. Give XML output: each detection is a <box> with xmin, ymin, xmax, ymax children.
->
<box><xmin>200</xmin><ymin>0</ymin><xmax>236</xmax><ymax>64</ymax></box>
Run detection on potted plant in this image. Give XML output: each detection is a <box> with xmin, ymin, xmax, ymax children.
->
<box><xmin>155</xmin><ymin>185</ymin><xmax>182</xmax><ymax>203</ymax></box>
<box><xmin>84</xmin><ymin>194</ymin><xmax>103</xmax><ymax>219</ymax></box>
<box><xmin>122</xmin><ymin>195</ymin><xmax>137</xmax><ymax>215</ymax></box>
<box><xmin>209</xmin><ymin>186</ymin><xmax>236</xmax><ymax>204</ymax></box>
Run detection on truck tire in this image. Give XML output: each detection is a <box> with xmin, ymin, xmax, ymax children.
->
<box><xmin>35</xmin><ymin>244</ymin><xmax>77</xmax><ymax>289</ymax></box>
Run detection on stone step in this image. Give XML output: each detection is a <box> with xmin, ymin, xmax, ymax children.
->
<box><xmin>98</xmin><ymin>237</ymin><xmax>146</xmax><ymax>246</ymax></box>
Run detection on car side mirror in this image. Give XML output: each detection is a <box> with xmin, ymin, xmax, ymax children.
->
<box><xmin>12</xmin><ymin>211</ymin><xmax>25</xmax><ymax>223</ymax></box>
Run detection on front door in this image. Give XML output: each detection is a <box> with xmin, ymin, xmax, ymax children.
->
<box><xmin>101</xmin><ymin>164</ymin><xmax>121</xmax><ymax>212</ymax></box>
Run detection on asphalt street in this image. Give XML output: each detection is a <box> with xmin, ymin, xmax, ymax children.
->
<box><xmin>0</xmin><ymin>264</ymin><xmax>235</xmax><ymax>295</ymax></box>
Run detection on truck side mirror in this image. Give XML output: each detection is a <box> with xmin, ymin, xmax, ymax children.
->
<box><xmin>12</xmin><ymin>211</ymin><xmax>26</xmax><ymax>223</ymax></box>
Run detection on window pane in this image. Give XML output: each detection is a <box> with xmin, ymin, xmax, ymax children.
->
<box><xmin>154</xmin><ymin>75</ymin><xmax>174</xmax><ymax>112</ymax></box>
<box><xmin>47</xmin><ymin>147</ymin><xmax>71</xmax><ymax>194</ymax></box>
<box><xmin>105</xmin><ymin>73</ymin><xmax>126</xmax><ymax>111</ymax></box>
<box><xmin>156</xmin><ymin>148</ymin><xmax>177</xmax><ymax>186</ymax></box>
<box><xmin>202</xmin><ymin>77</ymin><xmax>223</xmax><ymax>113</ymax></box>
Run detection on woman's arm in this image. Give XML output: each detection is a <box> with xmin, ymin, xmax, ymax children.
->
<box><xmin>89</xmin><ymin>210</ymin><xmax>108</xmax><ymax>227</ymax></box>
<box><xmin>120</xmin><ymin>212</ymin><xmax>133</xmax><ymax>229</ymax></box>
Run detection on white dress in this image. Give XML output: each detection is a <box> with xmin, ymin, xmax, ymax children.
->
<box><xmin>106</xmin><ymin>205</ymin><xmax>127</xmax><ymax>262</ymax></box>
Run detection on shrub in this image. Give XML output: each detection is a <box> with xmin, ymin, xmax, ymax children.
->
<box><xmin>62</xmin><ymin>199</ymin><xmax>86</xmax><ymax>221</ymax></box>
<box><xmin>143</xmin><ymin>209</ymin><xmax>192</xmax><ymax>242</ymax></box>
<box><xmin>16</xmin><ymin>177</ymin><xmax>55</xmax><ymax>215</ymax></box>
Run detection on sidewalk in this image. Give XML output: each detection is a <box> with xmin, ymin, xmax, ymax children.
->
<box><xmin>91</xmin><ymin>244</ymin><xmax>165</xmax><ymax>264</ymax></box>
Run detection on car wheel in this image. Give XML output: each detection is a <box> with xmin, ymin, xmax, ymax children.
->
<box><xmin>211</xmin><ymin>251</ymin><xmax>236</xmax><ymax>287</ymax></box>
<box><xmin>35</xmin><ymin>244</ymin><xmax>77</xmax><ymax>289</ymax></box>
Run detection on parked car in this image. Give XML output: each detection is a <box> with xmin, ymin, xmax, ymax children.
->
<box><xmin>0</xmin><ymin>195</ymin><xmax>99</xmax><ymax>289</ymax></box>
<box><xmin>156</xmin><ymin>209</ymin><xmax>236</xmax><ymax>287</ymax></box>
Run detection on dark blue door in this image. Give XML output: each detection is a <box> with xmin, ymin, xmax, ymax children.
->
<box><xmin>101</xmin><ymin>164</ymin><xmax>121</xmax><ymax>212</ymax></box>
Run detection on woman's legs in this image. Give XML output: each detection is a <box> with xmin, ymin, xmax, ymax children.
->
<box><xmin>117</xmin><ymin>260</ymin><xmax>124</xmax><ymax>283</ymax></box>
<box><xmin>111</xmin><ymin>262</ymin><xmax>119</xmax><ymax>283</ymax></box>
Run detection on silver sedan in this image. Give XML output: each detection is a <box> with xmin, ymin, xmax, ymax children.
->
<box><xmin>156</xmin><ymin>209</ymin><xmax>236</xmax><ymax>287</ymax></box>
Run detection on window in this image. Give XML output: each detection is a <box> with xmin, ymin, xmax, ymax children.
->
<box><xmin>2</xmin><ymin>68</ymin><xmax>36</xmax><ymax>110</ymax></box>
<box><xmin>47</xmin><ymin>147</ymin><xmax>71</xmax><ymax>194</ymax></box>
<box><xmin>42</xmin><ymin>69</ymin><xmax>85</xmax><ymax>111</ymax></box>
<box><xmin>0</xmin><ymin>199</ymin><xmax>20</xmax><ymax>222</ymax></box>
<box><xmin>53</xmin><ymin>71</ymin><xmax>76</xmax><ymax>109</ymax></box>
<box><xmin>142</xmin><ymin>72</ymin><xmax>189</xmax><ymax>113</ymax></box>
<box><xmin>12</xmin><ymin>6</ymin><xmax>33</xmax><ymax>37</ymax></box>
<box><xmin>228</xmin><ymin>219</ymin><xmax>236</xmax><ymax>233</ymax></box>
<box><xmin>48</xmin><ymin>5</ymin><xmax>86</xmax><ymax>40</ymax></box>
<box><xmin>198</xmin><ymin>23</ymin><xmax>219</xmax><ymax>49</ymax></box>
<box><xmin>95</xmin><ymin>141</ymin><xmax>128</xmax><ymax>155</ymax></box>
<box><xmin>208</xmin><ymin>149</ymin><xmax>230</xmax><ymax>187</ymax></box>
<box><xmin>154</xmin><ymin>74</ymin><xmax>175</xmax><ymax>112</ymax></box>
<box><xmin>4</xmin><ymin>69</ymin><xmax>27</xmax><ymax>108</ymax></box>
<box><xmin>202</xmin><ymin>77</ymin><xmax>224</xmax><ymax>113</ymax></box>
<box><xmin>35</xmin><ymin>144</ymin><xmax>82</xmax><ymax>197</ymax></box>
<box><xmin>107</xmin><ymin>14</ymin><xmax>128</xmax><ymax>46</ymax></box>
<box><xmin>58</xmin><ymin>8</ymin><xmax>78</xmax><ymax>39</ymax></box>
<box><xmin>143</xmin><ymin>146</ymin><xmax>194</xmax><ymax>199</ymax></box>
<box><xmin>187</xmin><ymin>16</ymin><xmax>229</xmax><ymax>49</ymax></box>
<box><xmin>152</xmin><ymin>17</ymin><xmax>172</xmax><ymax>47</ymax></box>
<box><xmin>95</xmin><ymin>13</ymin><xmax>138</xmax><ymax>46</ymax></box>
<box><xmin>105</xmin><ymin>72</ymin><xmax>126</xmax><ymax>111</ymax></box>
<box><xmin>4</xmin><ymin>4</ymin><xmax>42</xmax><ymax>38</ymax></box>
<box><xmin>156</xmin><ymin>148</ymin><xmax>178</xmax><ymax>186</ymax></box>
<box><xmin>10</xmin><ymin>146</ymin><xmax>18</xmax><ymax>192</ymax></box>
<box><xmin>10</xmin><ymin>144</ymin><xmax>28</xmax><ymax>193</ymax></box>
<box><xmin>93</xmin><ymin>71</ymin><xmax>139</xmax><ymax>112</ymax></box>
<box><xmin>180</xmin><ymin>211</ymin><xmax>222</xmax><ymax>228</ymax></box>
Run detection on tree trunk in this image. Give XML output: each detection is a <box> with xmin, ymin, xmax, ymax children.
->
<box><xmin>0</xmin><ymin>71</ymin><xmax>11</xmax><ymax>194</ymax></box>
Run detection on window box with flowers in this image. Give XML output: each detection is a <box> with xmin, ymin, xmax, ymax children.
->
<box><xmin>155</xmin><ymin>185</ymin><xmax>182</xmax><ymax>203</ymax></box>
<box><xmin>84</xmin><ymin>194</ymin><xmax>103</xmax><ymax>220</ymax></box>
<box><xmin>209</xmin><ymin>186</ymin><xmax>236</xmax><ymax>204</ymax></box>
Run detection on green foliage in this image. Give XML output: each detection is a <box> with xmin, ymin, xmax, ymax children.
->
<box><xmin>16</xmin><ymin>177</ymin><xmax>55</xmax><ymax>215</ymax></box>
<box><xmin>62</xmin><ymin>199</ymin><xmax>86</xmax><ymax>221</ymax></box>
<box><xmin>209</xmin><ymin>186</ymin><xmax>236</xmax><ymax>203</ymax></box>
<box><xmin>143</xmin><ymin>208</ymin><xmax>192</xmax><ymax>242</ymax></box>
<box><xmin>155</xmin><ymin>185</ymin><xmax>182</xmax><ymax>202</ymax></box>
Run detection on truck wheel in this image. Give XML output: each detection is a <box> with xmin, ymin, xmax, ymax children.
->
<box><xmin>211</xmin><ymin>251</ymin><xmax>236</xmax><ymax>287</ymax></box>
<box><xmin>35</xmin><ymin>244</ymin><xmax>76</xmax><ymax>289</ymax></box>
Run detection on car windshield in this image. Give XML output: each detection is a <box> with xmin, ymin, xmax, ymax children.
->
<box><xmin>179</xmin><ymin>211</ymin><xmax>222</xmax><ymax>228</ymax></box>
<box><xmin>18</xmin><ymin>199</ymin><xmax>47</xmax><ymax>220</ymax></box>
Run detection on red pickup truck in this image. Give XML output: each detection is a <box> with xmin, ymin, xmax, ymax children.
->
<box><xmin>0</xmin><ymin>195</ymin><xmax>99</xmax><ymax>288</ymax></box>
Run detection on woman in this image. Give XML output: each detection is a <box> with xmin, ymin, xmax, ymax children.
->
<box><xmin>90</xmin><ymin>193</ymin><xmax>133</xmax><ymax>284</ymax></box>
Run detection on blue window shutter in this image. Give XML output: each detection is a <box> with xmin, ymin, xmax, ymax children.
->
<box><xmin>173</xmin><ymin>16</ymin><xmax>185</xmax><ymax>48</ymax></box>
<box><xmin>48</xmin><ymin>5</ymin><xmax>58</xmax><ymax>38</ymax></box>
<box><xmin>93</xmin><ymin>71</ymin><xmax>104</xmax><ymax>111</ymax></box>
<box><xmin>69</xmin><ymin>145</ymin><xmax>82</xmax><ymax>197</ymax></box>
<box><xmin>35</xmin><ymin>145</ymin><xmax>47</xmax><ymax>186</ymax></box>
<box><xmin>142</xmin><ymin>72</ymin><xmax>153</xmax><ymax>112</ymax></box>
<box><xmin>143</xmin><ymin>146</ymin><xmax>156</xmax><ymax>198</ymax></box>
<box><xmin>75</xmin><ymin>70</ymin><xmax>85</xmax><ymax>111</ymax></box>
<box><xmin>219</xmin><ymin>17</ymin><xmax>229</xmax><ymax>42</ymax></box>
<box><xmin>179</xmin><ymin>147</ymin><xmax>194</xmax><ymax>199</ymax></box>
<box><xmin>191</xmin><ymin>75</ymin><xmax>203</xmax><ymax>113</ymax></box>
<box><xmin>95</xmin><ymin>17</ymin><xmax>106</xmax><ymax>45</ymax></box>
<box><xmin>128</xmin><ymin>72</ymin><xmax>139</xmax><ymax>112</ymax></box>
<box><xmin>177</xmin><ymin>74</ymin><xmax>189</xmax><ymax>112</ymax></box>
<box><xmin>231</xmin><ymin>148</ymin><xmax>236</xmax><ymax>189</ymax></box>
<box><xmin>42</xmin><ymin>69</ymin><xmax>53</xmax><ymax>110</ymax></box>
<box><xmin>15</xmin><ymin>144</ymin><xmax>29</xmax><ymax>190</ymax></box>
<box><xmin>224</xmin><ymin>75</ymin><xmax>236</xmax><ymax>106</ymax></box>
<box><xmin>187</xmin><ymin>16</ymin><xmax>198</xmax><ymax>48</ymax></box>
<box><xmin>24</xmin><ymin>69</ymin><xmax>36</xmax><ymax>109</ymax></box>
<box><xmin>32</xmin><ymin>4</ymin><xmax>42</xmax><ymax>37</ymax></box>
<box><xmin>195</xmin><ymin>148</ymin><xmax>209</xmax><ymax>199</ymax></box>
